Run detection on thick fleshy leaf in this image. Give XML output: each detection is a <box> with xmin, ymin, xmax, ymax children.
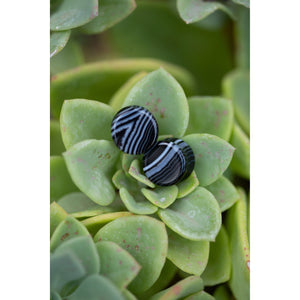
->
<box><xmin>50</xmin><ymin>58</ymin><xmax>196</xmax><ymax>118</ymax></box>
<box><xmin>213</xmin><ymin>285</ymin><xmax>232</xmax><ymax>300</ymax></box>
<box><xmin>112</xmin><ymin>169</ymin><xmax>140</xmax><ymax>192</ymax></box>
<box><xmin>120</xmin><ymin>187</ymin><xmax>158</xmax><ymax>215</ymax></box>
<box><xmin>60</xmin><ymin>99</ymin><xmax>114</xmax><ymax>149</ymax></box>
<box><xmin>51</xmin><ymin>40</ymin><xmax>84</xmax><ymax>75</ymax></box>
<box><xmin>122</xmin><ymin>153</ymin><xmax>142</xmax><ymax>173</ymax></box>
<box><xmin>81</xmin><ymin>0</ymin><xmax>136</xmax><ymax>34</ymax></box>
<box><xmin>206</xmin><ymin>176</ymin><xmax>239</xmax><ymax>212</ymax></box>
<box><xmin>63</xmin><ymin>140</ymin><xmax>120</xmax><ymax>205</ymax></box>
<box><xmin>110</xmin><ymin>72</ymin><xmax>148</xmax><ymax>111</ymax></box>
<box><xmin>158</xmin><ymin>187</ymin><xmax>222</xmax><ymax>241</ymax></box>
<box><xmin>123</xmin><ymin>290</ymin><xmax>137</xmax><ymax>300</ymax></box>
<box><xmin>50</xmin><ymin>0</ymin><xmax>98</xmax><ymax>31</ymax></box>
<box><xmin>82</xmin><ymin>211</ymin><xmax>133</xmax><ymax>236</ymax></box>
<box><xmin>229</xmin><ymin>123</ymin><xmax>250</xmax><ymax>179</ymax></box>
<box><xmin>123</xmin><ymin>68</ymin><xmax>189</xmax><ymax>137</ymax></box>
<box><xmin>150</xmin><ymin>276</ymin><xmax>204</xmax><ymax>300</ymax></box>
<box><xmin>51</xmin><ymin>40</ymin><xmax>83</xmax><ymax>73</ymax></box>
<box><xmin>50</xmin><ymin>121</ymin><xmax>65</xmax><ymax>155</ymax></box>
<box><xmin>113</xmin><ymin>169</ymin><xmax>146</xmax><ymax>199</ymax></box>
<box><xmin>65</xmin><ymin>274</ymin><xmax>124</xmax><ymax>300</ymax></box>
<box><xmin>50</xmin><ymin>202</ymin><xmax>68</xmax><ymax>237</ymax></box>
<box><xmin>137</xmin><ymin>259</ymin><xmax>177</xmax><ymax>299</ymax></box>
<box><xmin>189</xmin><ymin>10</ymin><xmax>228</xmax><ymax>31</ymax></box>
<box><xmin>50</xmin><ymin>251</ymin><xmax>86</xmax><ymax>293</ymax></box>
<box><xmin>183</xmin><ymin>134</ymin><xmax>235</xmax><ymax>186</ymax></box>
<box><xmin>185</xmin><ymin>291</ymin><xmax>215</xmax><ymax>300</ymax></box>
<box><xmin>232</xmin><ymin>0</ymin><xmax>250</xmax><ymax>8</ymax></box>
<box><xmin>94</xmin><ymin>215</ymin><xmax>168</xmax><ymax>293</ymax></box>
<box><xmin>57</xmin><ymin>192</ymin><xmax>97</xmax><ymax>213</ymax></box>
<box><xmin>201</xmin><ymin>226</ymin><xmax>231</xmax><ymax>286</ymax></box>
<box><xmin>55</xmin><ymin>236</ymin><xmax>100</xmax><ymax>274</ymax></box>
<box><xmin>108</xmin><ymin>193</ymin><xmax>127</xmax><ymax>212</ymax></box>
<box><xmin>186</xmin><ymin>97</ymin><xmax>234</xmax><ymax>141</ymax></box>
<box><xmin>50</xmin><ymin>156</ymin><xmax>79</xmax><ymax>203</ymax></box>
<box><xmin>50</xmin><ymin>30</ymin><xmax>70</xmax><ymax>58</ymax></box>
<box><xmin>223</xmin><ymin>166</ymin><xmax>234</xmax><ymax>182</ymax></box>
<box><xmin>57</xmin><ymin>192</ymin><xmax>113</xmax><ymax>218</ymax></box>
<box><xmin>222</xmin><ymin>70</ymin><xmax>250</xmax><ymax>135</ymax></box>
<box><xmin>177</xmin><ymin>171</ymin><xmax>199</xmax><ymax>199</ymax></box>
<box><xmin>141</xmin><ymin>185</ymin><xmax>178</xmax><ymax>209</ymax></box>
<box><xmin>225</xmin><ymin>188</ymin><xmax>250</xmax><ymax>300</ymax></box>
<box><xmin>96</xmin><ymin>241</ymin><xmax>141</xmax><ymax>288</ymax></box>
<box><xmin>177</xmin><ymin>0</ymin><xmax>234</xmax><ymax>24</ymax></box>
<box><xmin>50</xmin><ymin>216</ymin><xmax>90</xmax><ymax>251</ymax></box>
<box><xmin>167</xmin><ymin>229</ymin><xmax>209</xmax><ymax>276</ymax></box>
<box><xmin>129</xmin><ymin>159</ymin><xmax>155</xmax><ymax>188</ymax></box>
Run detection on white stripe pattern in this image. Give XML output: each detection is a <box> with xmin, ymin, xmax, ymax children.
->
<box><xmin>142</xmin><ymin>138</ymin><xmax>195</xmax><ymax>186</ymax></box>
<box><xmin>111</xmin><ymin>106</ymin><xmax>158</xmax><ymax>155</ymax></box>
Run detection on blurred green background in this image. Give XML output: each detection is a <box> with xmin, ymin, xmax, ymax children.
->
<box><xmin>51</xmin><ymin>0</ymin><xmax>249</xmax><ymax>96</ymax></box>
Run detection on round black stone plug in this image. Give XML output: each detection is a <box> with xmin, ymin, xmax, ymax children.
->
<box><xmin>142</xmin><ymin>138</ymin><xmax>195</xmax><ymax>186</ymax></box>
<box><xmin>111</xmin><ymin>106</ymin><xmax>158</xmax><ymax>155</ymax></box>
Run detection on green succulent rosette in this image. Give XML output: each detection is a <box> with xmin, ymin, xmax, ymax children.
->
<box><xmin>50</xmin><ymin>64</ymin><xmax>250</xmax><ymax>299</ymax></box>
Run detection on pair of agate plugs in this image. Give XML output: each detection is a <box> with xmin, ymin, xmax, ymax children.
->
<box><xmin>111</xmin><ymin>106</ymin><xmax>195</xmax><ymax>187</ymax></box>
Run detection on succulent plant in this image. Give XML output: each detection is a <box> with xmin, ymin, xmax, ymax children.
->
<box><xmin>51</xmin><ymin>65</ymin><xmax>249</xmax><ymax>298</ymax></box>
<box><xmin>50</xmin><ymin>1</ymin><xmax>250</xmax><ymax>299</ymax></box>
<box><xmin>50</xmin><ymin>0</ymin><xmax>137</xmax><ymax>57</ymax></box>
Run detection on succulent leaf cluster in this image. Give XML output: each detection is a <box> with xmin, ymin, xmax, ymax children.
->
<box><xmin>50</xmin><ymin>0</ymin><xmax>137</xmax><ymax>58</ymax></box>
<box><xmin>50</xmin><ymin>1</ymin><xmax>250</xmax><ymax>299</ymax></box>
<box><xmin>51</xmin><ymin>65</ymin><xmax>249</xmax><ymax>299</ymax></box>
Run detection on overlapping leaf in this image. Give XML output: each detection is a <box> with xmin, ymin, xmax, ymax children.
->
<box><xmin>50</xmin><ymin>59</ymin><xmax>196</xmax><ymax>118</ymax></box>
<box><xmin>50</xmin><ymin>202</ymin><xmax>68</xmax><ymax>236</ymax></box>
<box><xmin>81</xmin><ymin>0</ymin><xmax>136</xmax><ymax>34</ymax></box>
<box><xmin>123</xmin><ymin>68</ymin><xmax>189</xmax><ymax>137</ymax></box>
<box><xmin>57</xmin><ymin>192</ymin><xmax>113</xmax><ymax>218</ymax></box>
<box><xmin>50</xmin><ymin>0</ymin><xmax>98</xmax><ymax>31</ymax></box>
<box><xmin>201</xmin><ymin>226</ymin><xmax>231</xmax><ymax>286</ymax></box>
<box><xmin>183</xmin><ymin>134</ymin><xmax>235</xmax><ymax>186</ymax></box>
<box><xmin>50</xmin><ymin>251</ymin><xmax>86</xmax><ymax>294</ymax></box>
<box><xmin>177</xmin><ymin>0</ymin><xmax>234</xmax><ymax>24</ymax></box>
<box><xmin>167</xmin><ymin>229</ymin><xmax>209</xmax><ymax>276</ymax></box>
<box><xmin>94</xmin><ymin>215</ymin><xmax>168</xmax><ymax>293</ymax></box>
<box><xmin>63</xmin><ymin>140</ymin><xmax>120</xmax><ymax>205</ymax></box>
<box><xmin>206</xmin><ymin>176</ymin><xmax>239</xmax><ymax>212</ymax></box>
<box><xmin>225</xmin><ymin>188</ymin><xmax>250</xmax><ymax>300</ymax></box>
<box><xmin>54</xmin><ymin>236</ymin><xmax>100</xmax><ymax>274</ymax></box>
<box><xmin>186</xmin><ymin>97</ymin><xmax>234</xmax><ymax>141</ymax></box>
<box><xmin>60</xmin><ymin>99</ymin><xmax>114</xmax><ymax>149</ymax></box>
<box><xmin>96</xmin><ymin>240</ymin><xmax>141</xmax><ymax>288</ymax></box>
<box><xmin>158</xmin><ymin>187</ymin><xmax>222</xmax><ymax>241</ymax></box>
<box><xmin>229</xmin><ymin>123</ymin><xmax>250</xmax><ymax>179</ymax></box>
<box><xmin>222</xmin><ymin>70</ymin><xmax>250</xmax><ymax>135</ymax></box>
<box><xmin>50</xmin><ymin>216</ymin><xmax>90</xmax><ymax>251</ymax></box>
<box><xmin>65</xmin><ymin>274</ymin><xmax>124</xmax><ymax>300</ymax></box>
<box><xmin>50</xmin><ymin>31</ymin><xmax>71</xmax><ymax>58</ymax></box>
<box><xmin>150</xmin><ymin>276</ymin><xmax>204</xmax><ymax>300</ymax></box>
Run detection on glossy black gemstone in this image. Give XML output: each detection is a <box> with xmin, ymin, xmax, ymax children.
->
<box><xmin>111</xmin><ymin>105</ymin><xmax>158</xmax><ymax>155</ymax></box>
<box><xmin>142</xmin><ymin>138</ymin><xmax>195</xmax><ymax>186</ymax></box>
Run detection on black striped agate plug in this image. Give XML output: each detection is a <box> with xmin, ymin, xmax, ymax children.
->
<box><xmin>111</xmin><ymin>106</ymin><xmax>158</xmax><ymax>155</ymax></box>
<box><xmin>142</xmin><ymin>138</ymin><xmax>195</xmax><ymax>186</ymax></box>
